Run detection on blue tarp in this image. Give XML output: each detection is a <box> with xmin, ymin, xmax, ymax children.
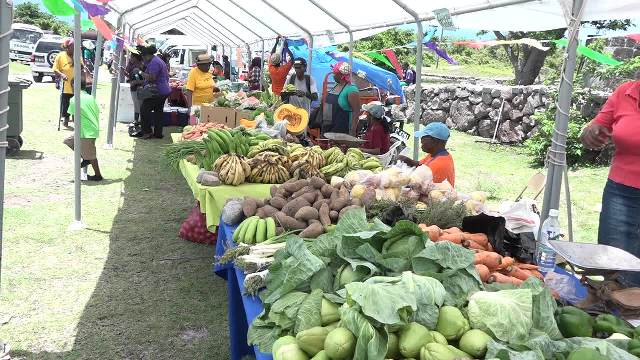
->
<box><xmin>286</xmin><ymin>41</ymin><xmax>405</xmax><ymax>103</ymax></box>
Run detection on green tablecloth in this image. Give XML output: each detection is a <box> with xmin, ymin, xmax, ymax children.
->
<box><xmin>173</xmin><ymin>134</ymin><xmax>273</xmax><ymax>230</ymax></box>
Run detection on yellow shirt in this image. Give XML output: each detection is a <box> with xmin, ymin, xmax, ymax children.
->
<box><xmin>185</xmin><ymin>67</ymin><xmax>215</xmax><ymax>105</ymax></box>
<box><xmin>53</xmin><ymin>52</ymin><xmax>75</xmax><ymax>94</ymax></box>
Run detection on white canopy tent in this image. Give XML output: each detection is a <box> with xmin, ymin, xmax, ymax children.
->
<box><xmin>1</xmin><ymin>0</ymin><xmax>640</xmax><ymax>285</ymax></box>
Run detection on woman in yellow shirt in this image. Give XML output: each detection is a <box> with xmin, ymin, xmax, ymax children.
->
<box><xmin>53</xmin><ymin>38</ymin><xmax>76</xmax><ymax>126</ymax></box>
<box><xmin>185</xmin><ymin>54</ymin><xmax>215</xmax><ymax>107</ymax></box>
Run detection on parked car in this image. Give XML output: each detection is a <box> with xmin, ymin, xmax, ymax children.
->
<box><xmin>30</xmin><ymin>35</ymin><xmax>64</xmax><ymax>83</ymax></box>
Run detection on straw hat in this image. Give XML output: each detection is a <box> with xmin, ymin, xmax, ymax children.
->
<box><xmin>196</xmin><ymin>54</ymin><xmax>212</xmax><ymax>65</ymax></box>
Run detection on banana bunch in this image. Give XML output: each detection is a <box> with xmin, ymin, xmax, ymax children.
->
<box><xmin>213</xmin><ymin>154</ymin><xmax>250</xmax><ymax>186</ymax></box>
<box><xmin>320</xmin><ymin>159</ymin><xmax>348</xmax><ymax>178</ymax></box>
<box><xmin>248</xmin><ymin>151</ymin><xmax>291</xmax><ymax>171</ymax></box>
<box><xmin>247</xmin><ymin>132</ymin><xmax>272</xmax><ymax>147</ymax></box>
<box><xmin>359</xmin><ymin>157</ymin><xmax>383</xmax><ymax>172</ymax></box>
<box><xmin>249</xmin><ymin>157</ymin><xmax>290</xmax><ymax>184</ymax></box>
<box><xmin>289</xmin><ymin>147</ymin><xmax>326</xmax><ymax>169</ymax></box>
<box><xmin>247</xmin><ymin>140</ymin><xmax>289</xmax><ymax>158</ymax></box>
<box><xmin>290</xmin><ymin>160</ymin><xmax>324</xmax><ymax>180</ymax></box>
<box><xmin>206</xmin><ymin>128</ymin><xmax>252</xmax><ymax>156</ymax></box>
<box><xmin>234</xmin><ymin>216</ymin><xmax>277</xmax><ymax>244</ymax></box>
<box><xmin>323</xmin><ymin>147</ymin><xmax>346</xmax><ymax>165</ymax></box>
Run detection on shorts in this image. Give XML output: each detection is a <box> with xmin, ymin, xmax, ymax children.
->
<box><xmin>63</xmin><ymin>136</ymin><xmax>97</xmax><ymax>160</ymax></box>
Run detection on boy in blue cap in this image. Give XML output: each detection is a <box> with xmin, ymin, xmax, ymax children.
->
<box><xmin>398</xmin><ymin>122</ymin><xmax>455</xmax><ymax>186</ymax></box>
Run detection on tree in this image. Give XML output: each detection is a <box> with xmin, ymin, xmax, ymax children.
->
<box><xmin>13</xmin><ymin>1</ymin><xmax>72</xmax><ymax>36</ymax></box>
<box><xmin>494</xmin><ymin>20</ymin><xmax>633</xmax><ymax>85</ymax></box>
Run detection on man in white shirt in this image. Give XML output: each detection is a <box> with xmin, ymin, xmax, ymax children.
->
<box><xmin>285</xmin><ymin>57</ymin><xmax>318</xmax><ymax>115</ymax></box>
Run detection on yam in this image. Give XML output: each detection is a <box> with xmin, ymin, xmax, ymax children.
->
<box><xmin>319</xmin><ymin>203</ymin><xmax>331</xmax><ymax>227</ymax></box>
<box><xmin>282</xmin><ymin>197</ymin><xmax>311</xmax><ymax>217</ymax></box>
<box><xmin>269</xmin><ymin>196</ymin><xmax>287</xmax><ymax>210</ymax></box>
<box><xmin>339</xmin><ymin>205</ymin><xmax>360</xmax><ymax>219</ymax></box>
<box><xmin>329</xmin><ymin>189</ymin><xmax>338</xmax><ymax>203</ymax></box>
<box><xmin>276</xmin><ymin>226</ymin><xmax>284</xmax><ymax>235</ymax></box>
<box><xmin>255</xmin><ymin>199</ymin><xmax>266</xmax><ymax>208</ymax></box>
<box><xmin>243</xmin><ymin>198</ymin><xmax>258</xmax><ymax>217</ymax></box>
<box><xmin>321</xmin><ymin>184</ymin><xmax>334</xmax><ymax>198</ymax></box>
<box><xmin>309</xmin><ymin>176</ymin><xmax>325</xmax><ymax>189</ymax></box>
<box><xmin>261</xmin><ymin>205</ymin><xmax>279</xmax><ymax>218</ymax></box>
<box><xmin>351</xmin><ymin>198</ymin><xmax>362</xmax><ymax>207</ymax></box>
<box><xmin>275</xmin><ymin>187</ymin><xmax>290</xmax><ymax>198</ymax></box>
<box><xmin>256</xmin><ymin>208</ymin><xmax>266</xmax><ymax>218</ymax></box>
<box><xmin>300</xmin><ymin>222</ymin><xmax>324</xmax><ymax>238</ymax></box>
<box><xmin>300</xmin><ymin>192</ymin><xmax>317</xmax><ymax>204</ymax></box>
<box><xmin>274</xmin><ymin>211</ymin><xmax>307</xmax><ymax>230</ymax></box>
<box><xmin>283</xmin><ymin>179</ymin><xmax>309</xmax><ymax>194</ymax></box>
<box><xmin>329</xmin><ymin>210</ymin><xmax>339</xmax><ymax>222</ymax></box>
<box><xmin>270</xmin><ymin>185</ymin><xmax>278</xmax><ymax>197</ymax></box>
<box><xmin>308</xmin><ymin>219</ymin><xmax>321</xmax><ymax>225</ymax></box>
<box><xmin>292</xmin><ymin>185</ymin><xmax>314</xmax><ymax>199</ymax></box>
<box><xmin>313</xmin><ymin>199</ymin><xmax>330</xmax><ymax>211</ymax></box>
<box><xmin>338</xmin><ymin>185</ymin><xmax>349</xmax><ymax>199</ymax></box>
<box><xmin>315</xmin><ymin>190</ymin><xmax>324</xmax><ymax>203</ymax></box>
<box><xmin>330</xmin><ymin>197</ymin><xmax>349</xmax><ymax>211</ymax></box>
<box><xmin>295</xmin><ymin>206</ymin><xmax>319</xmax><ymax>222</ymax></box>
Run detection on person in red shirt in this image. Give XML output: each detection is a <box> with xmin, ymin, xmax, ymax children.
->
<box><xmin>398</xmin><ymin>122</ymin><xmax>455</xmax><ymax>186</ymax></box>
<box><xmin>268</xmin><ymin>36</ymin><xmax>293</xmax><ymax>96</ymax></box>
<box><xmin>581</xmin><ymin>79</ymin><xmax>640</xmax><ymax>286</ymax></box>
<box><xmin>360</xmin><ymin>102</ymin><xmax>390</xmax><ymax>155</ymax></box>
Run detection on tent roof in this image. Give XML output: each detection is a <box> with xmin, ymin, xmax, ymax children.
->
<box><xmin>108</xmin><ymin>0</ymin><xmax>640</xmax><ymax>45</ymax></box>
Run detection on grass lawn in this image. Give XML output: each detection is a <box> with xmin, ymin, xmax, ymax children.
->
<box><xmin>0</xmin><ymin>80</ymin><xmax>230</xmax><ymax>358</ymax></box>
<box><xmin>9</xmin><ymin>61</ymin><xmax>30</xmax><ymax>75</ymax></box>
<box><xmin>423</xmin><ymin>63</ymin><xmax>514</xmax><ymax>79</ymax></box>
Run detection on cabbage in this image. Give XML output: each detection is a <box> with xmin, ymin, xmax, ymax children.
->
<box><xmin>335</xmin><ymin>264</ymin><xmax>369</xmax><ymax>289</ymax></box>
<box><xmin>459</xmin><ymin>329</ymin><xmax>492</xmax><ymax>358</ymax></box>
<box><xmin>467</xmin><ymin>289</ymin><xmax>533</xmax><ymax>345</ymax></box>
<box><xmin>324</xmin><ymin>327</ymin><xmax>355</xmax><ymax>360</ymax></box>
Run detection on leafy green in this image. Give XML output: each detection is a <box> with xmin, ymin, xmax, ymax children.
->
<box><xmin>247</xmin><ymin>314</ymin><xmax>286</xmax><ymax>353</ymax></box>
<box><xmin>521</xmin><ymin>278</ymin><xmax>562</xmax><ymax>340</ymax></box>
<box><xmin>467</xmin><ymin>289</ymin><xmax>534</xmax><ymax>345</ymax></box>
<box><xmin>295</xmin><ymin>289</ymin><xmax>324</xmax><ymax>333</ymax></box>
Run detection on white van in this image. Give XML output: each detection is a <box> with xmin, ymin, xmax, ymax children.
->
<box><xmin>29</xmin><ymin>35</ymin><xmax>64</xmax><ymax>83</ymax></box>
<box><xmin>10</xmin><ymin>23</ymin><xmax>44</xmax><ymax>61</ymax></box>
<box><xmin>166</xmin><ymin>45</ymin><xmax>209</xmax><ymax>78</ymax></box>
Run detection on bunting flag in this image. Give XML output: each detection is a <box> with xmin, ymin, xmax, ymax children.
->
<box><xmin>382</xmin><ymin>49</ymin><xmax>404</xmax><ymax>77</ymax></box>
<box><xmin>626</xmin><ymin>34</ymin><xmax>640</xmax><ymax>43</ymax></box>
<box><xmin>553</xmin><ymin>39</ymin><xmax>622</xmax><ymax>66</ymax></box>
<box><xmin>353</xmin><ymin>52</ymin><xmax>373</xmax><ymax>63</ymax></box>
<box><xmin>79</xmin><ymin>0</ymin><xmax>110</xmax><ymax>16</ymax></box>
<box><xmin>42</xmin><ymin>0</ymin><xmax>76</xmax><ymax>16</ymax></box>
<box><xmin>91</xmin><ymin>16</ymin><xmax>113</xmax><ymax>40</ymax></box>
<box><xmin>366</xmin><ymin>51</ymin><xmax>394</xmax><ymax>69</ymax></box>
<box><xmin>81</xmin><ymin>18</ymin><xmax>94</xmax><ymax>31</ymax></box>
<box><xmin>424</xmin><ymin>41</ymin><xmax>458</xmax><ymax>65</ymax></box>
<box><xmin>453</xmin><ymin>38</ymin><xmax>550</xmax><ymax>51</ymax></box>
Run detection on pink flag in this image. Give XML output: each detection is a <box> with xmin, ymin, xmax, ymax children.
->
<box><xmin>91</xmin><ymin>16</ymin><xmax>113</xmax><ymax>40</ymax></box>
<box><xmin>381</xmin><ymin>49</ymin><xmax>404</xmax><ymax>78</ymax></box>
<box><xmin>626</xmin><ymin>34</ymin><xmax>640</xmax><ymax>44</ymax></box>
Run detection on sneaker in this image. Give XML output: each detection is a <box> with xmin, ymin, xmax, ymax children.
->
<box><xmin>87</xmin><ymin>175</ymin><xmax>103</xmax><ymax>182</ymax></box>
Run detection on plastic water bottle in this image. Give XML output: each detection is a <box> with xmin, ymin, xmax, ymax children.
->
<box><xmin>536</xmin><ymin>209</ymin><xmax>562</xmax><ymax>275</ymax></box>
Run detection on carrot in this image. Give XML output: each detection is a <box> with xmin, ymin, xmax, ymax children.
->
<box><xmin>486</xmin><ymin>241</ymin><xmax>494</xmax><ymax>252</ymax></box>
<box><xmin>473</xmin><ymin>251</ymin><xmax>502</xmax><ymax>270</ymax></box>
<box><xmin>443</xmin><ymin>227</ymin><xmax>462</xmax><ymax>234</ymax></box>
<box><xmin>475</xmin><ymin>264</ymin><xmax>491</xmax><ymax>282</ymax></box>
<box><xmin>425</xmin><ymin>225</ymin><xmax>442</xmax><ymax>242</ymax></box>
<box><xmin>502</xmin><ymin>266</ymin><xmax>532</xmax><ymax>281</ymax></box>
<box><xmin>463</xmin><ymin>240</ymin><xmax>487</xmax><ymax>251</ymax></box>
<box><xmin>463</xmin><ymin>233</ymin><xmax>489</xmax><ymax>247</ymax></box>
<box><xmin>439</xmin><ymin>232</ymin><xmax>465</xmax><ymax>244</ymax></box>
<box><xmin>488</xmin><ymin>272</ymin><xmax>523</xmax><ymax>286</ymax></box>
<box><xmin>522</xmin><ymin>269</ymin><xmax>543</xmax><ymax>280</ymax></box>
<box><xmin>498</xmin><ymin>256</ymin><xmax>515</xmax><ymax>270</ymax></box>
<box><xmin>514</xmin><ymin>263</ymin><xmax>539</xmax><ymax>271</ymax></box>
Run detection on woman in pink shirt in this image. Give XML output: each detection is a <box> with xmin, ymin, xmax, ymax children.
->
<box><xmin>581</xmin><ymin>78</ymin><xmax>640</xmax><ymax>286</ymax></box>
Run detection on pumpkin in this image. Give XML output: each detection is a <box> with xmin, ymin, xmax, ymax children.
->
<box><xmin>273</xmin><ymin>104</ymin><xmax>308</xmax><ymax>135</ymax></box>
<box><xmin>239</xmin><ymin>118</ymin><xmax>257</xmax><ymax>128</ymax></box>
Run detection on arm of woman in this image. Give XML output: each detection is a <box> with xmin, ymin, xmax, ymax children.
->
<box><xmin>397</xmin><ymin>155</ymin><xmax>420</xmax><ymax>167</ymax></box>
<box><xmin>581</xmin><ymin>87</ymin><xmax>618</xmax><ymax>149</ymax></box>
<box><xmin>348</xmin><ymin>91</ymin><xmax>361</xmax><ymax>136</ymax></box>
<box><xmin>184</xmin><ymin>90</ymin><xmax>193</xmax><ymax>108</ymax></box>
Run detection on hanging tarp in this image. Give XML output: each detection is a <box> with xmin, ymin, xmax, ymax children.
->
<box><xmin>553</xmin><ymin>39</ymin><xmax>623</xmax><ymax>66</ymax></box>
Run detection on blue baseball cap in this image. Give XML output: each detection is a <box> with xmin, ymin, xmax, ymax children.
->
<box><xmin>414</xmin><ymin>122</ymin><xmax>450</xmax><ymax>141</ymax></box>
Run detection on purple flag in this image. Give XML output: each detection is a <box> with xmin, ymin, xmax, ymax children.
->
<box><xmin>79</xmin><ymin>0</ymin><xmax>110</xmax><ymax>16</ymax></box>
<box><xmin>424</xmin><ymin>41</ymin><xmax>458</xmax><ymax>65</ymax></box>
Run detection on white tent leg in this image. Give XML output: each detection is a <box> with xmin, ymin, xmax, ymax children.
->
<box><xmin>540</xmin><ymin>0</ymin><xmax>584</xmax><ymax>224</ymax></box>
<box><xmin>105</xmin><ymin>16</ymin><xmax>123</xmax><ymax>150</ymax></box>
<box><xmin>0</xmin><ymin>0</ymin><xmax>13</xmax><ymax>288</ymax></box>
<box><xmin>92</xmin><ymin>29</ymin><xmax>104</xmax><ymax>97</ymax></box>
<box><xmin>70</xmin><ymin>6</ymin><xmax>84</xmax><ymax>229</ymax></box>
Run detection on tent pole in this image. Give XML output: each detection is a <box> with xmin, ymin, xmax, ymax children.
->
<box><xmin>540</xmin><ymin>0</ymin><xmax>584</xmax><ymax>223</ymax></box>
<box><xmin>71</xmin><ymin>5</ymin><xmax>83</xmax><ymax>228</ymax></box>
<box><xmin>307</xmin><ymin>0</ymin><xmax>352</xmax><ymax>81</ymax></box>
<box><xmin>262</xmin><ymin>0</ymin><xmax>314</xmax><ymax>70</ymax></box>
<box><xmin>392</xmin><ymin>0</ymin><xmax>423</xmax><ymax>160</ymax></box>
<box><xmin>105</xmin><ymin>16</ymin><xmax>122</xmax><ymax>150</ymax></box>
<box><xmin>92</xmin><ymin>28</ymin><xmax>104</xmax><ymax>97</ymax></box>
<box><xmin>0</xmin><ymin>0</ymin><xmax>13</xmax><ymax>289</ymax></box>
<box><xmin>260</xmin><ymin>40</ymin><xmax>265</xmax><ymax>90</ymax></box>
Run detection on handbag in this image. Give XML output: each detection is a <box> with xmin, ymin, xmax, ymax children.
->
<box><xmin>137</xmin><ymin>84</ymin><xmax>160</xmax><ymax>101</ymax></box>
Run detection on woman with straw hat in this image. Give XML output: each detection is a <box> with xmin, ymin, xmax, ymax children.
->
<box><xmin>185</xmin><ymin>54</ymin><xmax>215</xmax><ymax>107</ymax></box>
<box><xmin>53</xmin><ymin>38</ymin><xmax>78</xmax><ymax>127</ymax></box>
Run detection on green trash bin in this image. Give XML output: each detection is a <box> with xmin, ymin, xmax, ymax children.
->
<box><xmin>7</xmin><ymin>77</ymin><xmax>32</xmax><ymax>153</ymax></box>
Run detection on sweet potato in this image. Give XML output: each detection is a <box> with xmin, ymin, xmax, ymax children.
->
<box><xmin>281</xmin><ymin>197</ymin><xmax>311</xmax><ymax>217</ymax></box>
<box><xmin>309</xmin><ymin>176</ymin><xmax>325</xmax><ymax>190</ymax></box>
<box><xmin>295</xmin><ymin>206</ymin><xmax>319</xmax><ymax>222</ymax></box>
<box><xmin>319</xmin><ymin>203</ymin><xmax>331</xmax><ymax>227</ymax></box>
<box><xmin>292</xmin><ymin>185</ymin><xmax>314</xmax><ymax>199</ymax></box>
<box><xmin>300</xmin><ymin>222</ymin><xmax>324</xmax><ymax>238</ymax></box>
<box><xmin>313</xmin><ymin>199</ymin><xmax>330</xmax><ymax>211</ymax></box>
<box><xmin>243</xmin><ymin>198</ymin><xmax>258</xmax><ymax>217</ymax></box>
<box><xmin>330</xmin><ymin>197</ymin><xmax>349</xmax><ymax>211</ymax></box>
<box><xmin>475</xmin><ymin>264</ymin><xmax>491</xmax><ymax>282</ymax></box>
<box><xmin>255</xmin><ymin>199</ymin><xmax>266</xmax><ymax>208</ymax></box>
<box><xmin>329</xmin><ymin>210</ymin><xmax>339</xmax><ymax>222</ymax></box>
<box><xmin>275</xmin><ymin>226</ymin><xmax>284</xmax><ymax>235</ymax></box>
<box><xmin>320</xmin><ymin>184</ymin><xmax>334</xmax><ymax>198</ymax></box>
<box><xmin>255</xmin><ymin>207</ymin><xmax>265</xmax><ymax>218</ymax></box>
<box><xmin>282</xmin><ymin>179</ymin><xmax>309</xmax><ymax>194</ymax></box>
<box><xmin>275</xmin><ymin>187</ymin><xmax>290</xmax><ymax>198</ymax></box>
<box><xmin>274</xmin><ymin>211</ymin><xmax>307</xmax><ymax>230</ymax></box>
<box><xmin>260</xmin><ymin>205</ymin><xmax>279</xmax><ymax>218</ymax></box>
<box><xmin>269</xmin><ymin>196</ymin><xmax>287</xmax><ymax>210</ymax></box>
<box><xmin>301</xmin><ymin>192</ymin><xmax>317</xmax><ymax>204</ymax></box>
<box><xmin>270</xmin><ymin>185</ymin><xmax>278</xmax><ymax>197</ymax></box>
<box><xmin>339</xmin><ymin>205</ymin><xmax>360</xmax><ymax>219</ymax></box>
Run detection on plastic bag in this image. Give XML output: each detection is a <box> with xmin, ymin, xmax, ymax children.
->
<box><xmin>499</xmin><ymin>199</ymin><xmax>540</xmax><ymax>235</ymax></box>
<box><xmin>272</xmin><ymin>120</ymin><xmax>289</xmax><ymax>139</ymax></box>
<box><xmin>379</xmin><ymin>166</ymin><xmax>411</xmax><ymax>188</ymax></box>
<box><xmin>345</xmin><ymin>170</ymin><xmax>374</xmax><ymax>186</ymax></box>
<box><xmin>179</xmin><ymin>204</ymin><xmax>216</xmax><ymax>245</ymax></box>
<box><xmin>544</xmin><ymin>272</ymin><xmax>583</xmax><ymax>304</ymax></box>
<box><xmin>409</xmin><ymin>165</ymin><xmax>433</xmax><ymax>193</ymax></box>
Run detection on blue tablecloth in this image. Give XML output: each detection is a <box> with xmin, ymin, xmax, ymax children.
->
<box><xmin>214</xmin><ymin>220</ymin><xmax>272</xmax><ymax>360</ymax></box>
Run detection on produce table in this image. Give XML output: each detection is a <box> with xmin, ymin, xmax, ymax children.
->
<box><xmin>172</xmin><ymin>133</ymin><xmax>273</xmax><ymax>231</ymax></box>
<box><xmin>214</xmin><ymin>220</ymin><xmax>273</xmax><ymax>360</ymax></box>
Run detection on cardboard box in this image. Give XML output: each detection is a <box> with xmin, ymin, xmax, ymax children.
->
<box><xmin>236</xmin><ymin>110</ymin><xmax>253</xmax><ymax>123</ymax></box>
<box><xmin>200</xmin><ymin>105</ymin><xmax>237</xmax><ymax>128</ymax></box>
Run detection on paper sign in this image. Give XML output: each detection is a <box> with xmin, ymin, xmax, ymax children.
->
<box><xmin>433</xmin><ymin>8</ymin><xmax>455</xmax><ymax>30</ymax></box>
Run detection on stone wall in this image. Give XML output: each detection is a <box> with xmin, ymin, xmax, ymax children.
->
<box><xmin>398</xmin><ymin>83</ymin><xmax>553</xmax><ymax>143</ymax></box>
<box><xmin>602</xmin><ymin>36</ymin><xmax>640</xmax><ymax>61</ymax></box>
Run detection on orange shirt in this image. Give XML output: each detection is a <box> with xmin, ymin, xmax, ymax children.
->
<box><xmin>419</xmin><ymin>151</ymin><xmax>455</xmax><ymax>187</ymax></box>
<box><xmin>268</xmin><ymin>59</ymin><xmax>293</xmax><ymax>95</ymax></box>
